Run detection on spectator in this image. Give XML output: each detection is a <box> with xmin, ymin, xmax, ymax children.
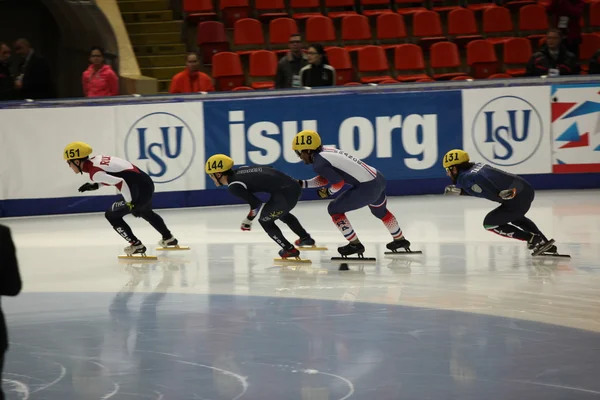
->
<box><xmin>589</xmin><ymin>49</ymin><xmax>600</xmax><ymax>74</ymax></box>
<box><xmin>169</xmin><ymin>53</ymin><xmax>214</xmax><ymax>93</ymax></box>
<box><xmin>0</xmin><ymin>43</ymin><xmax>14</xmax><ymax>101</ymax></box>
<box><xmin>525</xmin><ymin>29</ymin><xmax>579</xmax><ymax>77</ymax></box>
<box><xmin>275</xmin><ymin>34</ymin><xmax>308</xmax><ymax>89</ymax></box>
<box><xmin>13</xmin><ymin>38</ymin><xmax>56</xmax><ymax>99</ymax></box>
<box><xmin>547</xmin><ymin>0</ymin><xmax>584</xmax><ymax>58</ymax></box>
<box><xmin>82</xmin><ymin>46</ymin><xmax>119</xmax><ymax>97</ymax></box>
<box><xmin>300</xmin><ymin>44</ymin><xmax>336</xmax><ymax>87</ymax></box>
<box><xmin>0</xmin><ymin>224</ymin><xmax>22</xmax><ymax>400</ymax></box>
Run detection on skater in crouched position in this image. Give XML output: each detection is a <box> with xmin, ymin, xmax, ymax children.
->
<box><xmin>292</xmin><ymin>130</ymin><xmax>412</xmax><ymax>257</ymax></box>
<box><xmin>64</xmin><ymin>141</ymin><xmax>178</xmax><ymax>256</ymax></box>
<box><xmin>442</xmin><ymin>149</ymin><xmax>557</xmax><ymax>256</ymax></box>
<box><xmin>205</xmin><ymin>154</ymin><xmax>315</xmax><ymax>259</ymax></box>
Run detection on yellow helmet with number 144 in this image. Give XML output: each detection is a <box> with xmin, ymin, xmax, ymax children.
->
<box><xmin>64</xmin><ymin>141</ymin><xmax>93</xmax><ymax>160</ymax></box>
<box><xmin>442</xmin><ymin>149</ymin><xmax>469</xmax><ymax>169</ymax></box>
<box><xmin>292</xmin><ymin>130</ymin><xmax>321</xmax><ymax>153</ymax></box>
<box><xmin>205</xmin><ymin>154</ymin><xmax>234</xmax><ymax>174</ymax></box>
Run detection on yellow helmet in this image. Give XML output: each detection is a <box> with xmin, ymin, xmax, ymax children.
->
<box><xmin>292</xmin><ymin>130</ymin><xmax>321</xmax><ymax>152</ymax></box>
<box><xmin>442</xmin><ymin>149</ymin><xmax>470</xmax><ymax>169</ymax></box>
<box><xmin>205</xmin><ymin>154</ymin><xmax>234</xmax><ymax>174</ymax></box>
<box><xmin>64</xmin><ymin>141</ymin><xmax>93</xmax><ymax>160</ymax></box>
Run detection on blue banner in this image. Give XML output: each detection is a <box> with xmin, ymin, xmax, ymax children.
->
<box><xmin>203</xmin><ymin>91</ymin><xmax>463</xmax><ymax>186</ymax></box>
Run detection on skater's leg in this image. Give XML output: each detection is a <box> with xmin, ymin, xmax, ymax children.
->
<box><xmin>484</xmin><ymin>205</ymin><xmax>532</xmax><ymax>241</ymax></box>
<box><xmin>259</xmin><ymin>195</ymin><xmax>295</xmax><ymax>250</ymax></box>
<box><xmin>368</xmin><ymin>193</ymin><xmax>404</xmax><ymax>241</ymax></box>
<box><xmin>139</xmin><ymin>208</ymin><xmax>172</xmax><ymax>239</ymax></box>
<box><xmin>0</xmin><ymin>351</ymin><xmax>4</xmax><ymax>400</ymax></box>
<box><xmin>280</xmin><ymin>213</ymin><xmax>309</xmax><ymax>239</ymax></box>
<box><xmin>327</xmin><ymin>186</ymin><xmax>375</xmax><ymax>243</ymax></box>
<box><xmin>106</xmin><ymin>201</ymin><xmax>139</xmax><ymax>243</ymax></box>
<box><xmin>511</xmin><ymin>217</ymin><xmax>544</xmax><ymax>237</ymax></box>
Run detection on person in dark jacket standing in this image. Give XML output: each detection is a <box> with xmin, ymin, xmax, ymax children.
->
<box><xmin>547</xmin><ymin>0</ymin><xmax>584</xmax><ymax>58</ymax></box>
<box><xmin>525</xmin><ymin>29</ymin><xmax>579</xmax><ymax>77</ymax></box>
<box><xmin>0</xmin><ymin>43</ymin><xmax>14</xmax><ymax>101</ymax></box>
<box><xmin>300</xmin><ymin>44</ymin><xmax>336</xmax><ymax>87</ymax></box>
<box><xmin>0</xmin><ymin>224</ymin><xmax>22</xmax><ymax>400</ymax></box>
<box><xmin>13</xmin><ymin>38</ymin><xmax>56</xmax><ymax>99</ymax></box>
<box><xmin>275</xmin><ymin>34</ymin><xmax>308</xmax><ymax>89</ymax></box>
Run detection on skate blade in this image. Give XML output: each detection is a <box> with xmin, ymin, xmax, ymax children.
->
<box><xmin>532</xmin><ymin>239</ymin><xmax>556</xmax><ymax>256</ymax></box>
<box><xmin>534</xmin><ymin>252</ymin><xmax>571</xmax><ymax>258</ymax></box>
<box><xmin>156</xmin><ymin>246</ymin><xmax>190</xmax><ymax>251</ymax></box>
<box><xmin>296</xmin><ymin>246</ymin><xmax>329</xmax><ymax>251</ymax></box>
<box><xmin>331</xmin><ymin>256</ymin><xmax>376</xmax><ymax>263</ymax></box>
<box><xmin>384</xmin><ymin>249</ymin><xmax>423</xmax><ymax>255</ymax></box>
<box><xmin>118</xmin><ymin>254</ymin><xmax>158</xmax><ymax>260</ymax></box>
<box><xmin>273</xmin><ymin>257</ymin><xmax>312</xmax><ymax>264</ymax></box>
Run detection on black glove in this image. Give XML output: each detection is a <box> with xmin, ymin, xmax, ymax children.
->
<box><xmin>78</xmin><ymin>182</ymin><xmax>99</xmax><ymax>192</ymax></box>
<box><xmin>297</xmin><ymin>179</ymin><xmax>304</xmax><ymax>188</ymax></box>
<box><xmin>317</xmin><ymin>187</ymin><xmax>331</xmax><ymax>199</ymax></box>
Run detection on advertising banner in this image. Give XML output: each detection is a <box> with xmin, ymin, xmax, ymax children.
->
<box><xmin>550</xmin><ymin>84</ymin><xmax>600</xmax><ymax>173</ymax></box>
<box><xmin>202</xmin><ymin>90</ymin><xmax>463</xmax><ymax>184</ymax></box>
<box><xmin>0</xmin><ymin>106</ymin><xmax>118</xmax><ymax>200</ymax></box>
<box><xmin>115</xmin><ymin>101</ymin><xmax>207</xmax><ymax>192</ymax></box>
<box><xmin>462</xmin><ymin>86</ymin><xmax>552</xmax><ymax>174</ymax></box>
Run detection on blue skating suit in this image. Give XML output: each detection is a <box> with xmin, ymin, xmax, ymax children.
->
<box><xmin>455</xmin><ymin>163</ymin><xmax>532</xmax><ymax>203</ymax></box>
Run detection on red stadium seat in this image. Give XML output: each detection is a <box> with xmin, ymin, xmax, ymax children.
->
<box><xmin>394</xmin><ymin>44</ymin><xmax>430</xmax><ymax>81</ymax></box>
<box><xmin>212</xmin><ymin>52</ymin><xmax>246</xmax><ymax>90</ymax></box>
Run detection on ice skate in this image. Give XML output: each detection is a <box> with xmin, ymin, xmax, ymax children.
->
<box><xmin>295</xmin><ymin>235</ymin><xmax>328</xmax><ymax>251</ymax></box>
<box><xmin>156</xmin><ymin>236</ymin><xmax>190</xmax><ymax>251</ymax></box>
<box><xmin>332</xmin><ymin>242</ymin><xmax>376</xmax><ymax>262</ymax></box>
<box><xmin>118</xmin><ymin>241</ymin><xmax>157</xmax><ymax>260</ymax></box>
<box><xmin>385</xmin><ymin>238</ymin><xmax>422</xmax><ymax>255</ymax></box>
<box><xmin>274</xmin><ymin>246</ymin><xmax>311</xmax><ymax>264</ymax></box>
<box><xmin>529</xmin><ymin>234</ymin><xmax>556</xmax><ymax>256</ymax></box>
<box><xmin>530</xmin><ymin>240</ymin><xmax>570</xmax><ymax>258</ymax></box>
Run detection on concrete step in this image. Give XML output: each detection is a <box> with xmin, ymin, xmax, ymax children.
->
<box><xmin>118</xmin><ymin>0</ymin><xmax>170</xmax><ymax>13</ymax></box>
<box><xmin>126</xmin><ymin>20</ymin><xmax>183</xmax><ymax>35</ymax></box>
<box><xmin>141</xmin><ymin>66</ymin><xmax>182</xmax><ymax>80</ymax></box>
<box><xmin>158</xmin><ymin>80</ymin><xmax>172</xmax><ymax>93</ymax></box>
<box><xmin>137</xmin><ymin>54</ymin><xmax>185</xmax><ymax>68</ymax></box>
<box><xmin>134</xmin><ymin>43</ymin><xmax>187</xmax><ymax>56</ymax></box>
<box><xmin>130</xmin><ymin>32</ymin><xmax>181</xmax><ymax>45</ymax></box>
<box><xmin>121</xmin><ymin>10</ymin><xmax>174</xmax><ymax>23</ymax></box>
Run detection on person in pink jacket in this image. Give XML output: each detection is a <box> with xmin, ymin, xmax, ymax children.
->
<box><xmin>82</xmin><ymin>46</ymin><xmax>119</xmax><ymax>97</ymax></box>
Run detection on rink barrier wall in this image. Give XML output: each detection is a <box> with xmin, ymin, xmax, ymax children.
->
<box><xmin>1</xmin><ymin>77</ymin><xmax>599</xmax><ymax>218</ymax></box>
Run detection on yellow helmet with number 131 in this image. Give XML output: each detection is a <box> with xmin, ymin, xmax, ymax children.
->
<box><xmin>442</xmin><ymin>149</ymin><xmax>469</xmax><ymax>169</ymax></box>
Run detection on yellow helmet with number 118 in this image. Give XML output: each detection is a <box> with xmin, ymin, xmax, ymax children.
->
<box><xmin>205</xmin><ymin>154</ymin><xmax>234</xmax><ymax>174</ymax></box>
<box><xmin>292</xmin><ymin>130</ymin><xmax>321</xmax><ymax>153</ymax></box>
<box><xmin>442</xmin><ymin>149</ymin><xmax>469</xmax><ymax>169</ymax></box>
<box><xmin>64</xmin><ymin>141</ymin><xmax>93</xmax><ymax>160</ymax></box>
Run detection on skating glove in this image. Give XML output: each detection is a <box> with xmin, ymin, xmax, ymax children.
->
<box><xmin>78</xmin><ymin>182</ymin><xmax>99</xmax><ymax>192</ymax></box>
<box><xmin>443</xmin><ymin>185</ymin><xmax>462</xmax><ymax>196</ymax></box>
<box><xmin>241</xmin><ymin>217</ymin><xmax>252</xmax><ymax>231</ymax></box>
<box><xmin>317</xmin><ymin>187</ymin><xmax>331</xmax><ymax>199</ymax></box>
<box><xmin>499</xmin><ymin>188</ymin><xmax>516</xmax><ymax>200</ymax></box>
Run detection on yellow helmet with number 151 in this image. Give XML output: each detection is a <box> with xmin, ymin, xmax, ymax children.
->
<box><xmin>292</xmin><ymin>130</ymin><xmax>321</xmax><ymax>153</ymax></box>
<box><xmin>442</xmin><ymin>149</ymin><xmax>469</xmax><ymax>169</ymax></box>
<box><xmin>205</xmin><ymin>154</ymin><xmax>234</xmax><ymax>174</ymax></box>
<box><xmin>64</xmin><ymin>141</ymin><xmax>93</xmax><ymax>160</ymax></box>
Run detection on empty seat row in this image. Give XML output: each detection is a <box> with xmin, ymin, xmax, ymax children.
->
<box><xmin>210</xmin><ymin>40</ymin><xmax>541</xmax><ymax>91</ymax></box>
<box><xmin>185</xmin><ymin>0</ymin><xmax>600</xmax><ymax>28</ymax></box>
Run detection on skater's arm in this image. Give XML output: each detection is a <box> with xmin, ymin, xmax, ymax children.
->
<box><xmin>0</xmin><ymin>225</ymin><xmax>22</xmax><ymax>297</ymax></box>
<box><xmin>228</xmin><ymin>182</ymin><xmax>262</xmax><ymax>210</ymax></box>
<box><xmin>460</xmin><ymin>173</ymin><xmax>502</xmax><ymax>200</ymax></box>
<box><xmin>313</xmin><ymin>162</ymin><xmax>345</xmax><ymax>194</ymax></box>
<box><xmin>90</xmin><ymin>171</ymin><xmax>133</xmax><ymax>203</ymax></box>
<box><xmin>301</xmin><ymin>176</ymin><xmax>329</xmax><ymax>189</ymax></box>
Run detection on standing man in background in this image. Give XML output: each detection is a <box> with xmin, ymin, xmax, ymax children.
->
<box><xmin>275</xmin><ymin>34</ymin><xmax>308</xmax><ymax>89</ymax></box>
<box><xmin>13</xmin><ymin>38</ymin><xmax>56</xmax><ymax>99</ymax></box>
<box><xmin>0</xmin><ymin>43</ymin><xmax>14</xmax><ymax>101</ymax></box>
<box><xmin>0</xmin><ymin>224</ymin><xmax>22</xmax><ymax>400</ymax></box>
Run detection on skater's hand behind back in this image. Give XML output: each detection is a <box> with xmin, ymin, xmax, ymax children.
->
<box><xmin>78</xmin><ymin>182</ymin><xmax>99</xmax><ymax>192</ymax></box>
<box><xmin>317</xmin><ymin>187</ymin><xmax>330</xmax><ymax>199</ymax></box>
<box><xmin>499</xmin><ymin>188</ymin><xmax>516</xmax><ymax>200</ymax></box>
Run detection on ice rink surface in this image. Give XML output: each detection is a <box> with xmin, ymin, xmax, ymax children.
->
<box><xmin>2</xmin><ymin>190</ymin><xmax>600</xmax><ymax>399</ymax></box>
